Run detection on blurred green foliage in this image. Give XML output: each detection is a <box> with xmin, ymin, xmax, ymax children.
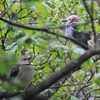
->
<box><xmin>0</xmin><ymin>0</ymin><xmax>100</xmax><ymax>99</ymax></box>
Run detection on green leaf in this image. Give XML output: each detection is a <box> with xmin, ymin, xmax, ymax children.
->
<box><xmin>38</xmin><ymin>19</ymin><xmax>44</xmax><ymax>26</ymax></box>
<box><xmin>18</xmin><ymin>9</ymin><xmax>28</xmax><ymax>18</ymax></box>
<box><xmin>77</xmin><ymin>25</ymin><xmax>84</xmax><ymax>31</ymax></box>
<box><xmin>71</xmin><ymin>96</ymin><xmax>79</xmax><ymax>100</ymax></box>
<box><xmin>0</xmin><ymin>53</ymin><xmax>17</xmax><ymax>74</ymax></box>
<box><xmin>92</xmin><ymin>73</ymin><xmax>100</xmax><ymax>86</ymax></box>
<box><xmin>49</xmin><ymin>43</ymin><xmax>59</xmax><ymax>49</ymax></box>
<box><xmin>0</xmin><ymin>48</ymin><xmax>5</xmax><ymax>55</ymax></box>
<box><xmin>17</xmin><ymin>35</ymin><xmax>29</xmax><ymax>47</ymax></box>
<box><xmin>36</xmin><ymin>3</ymin><xmax>49</xmax><ymax>17</ymax></box>
<box><xmin>58</xmin><ymin>45</ymin><xmax>68</xmax><ymax>53</ymax></box>
<box><xmin>25</xmin><ymin>1</ymin><xmax>36</xmax><ymax>10</ymax></box>
<box><xmin>31</xmin><ymin>36</ymin><xmax>40</xmax><ymax>45</ymax></box>
<box><xmin>13</xmin><ymin>29</ymin><xmax>24</xmax><ymax>39</ymax></box>
<box><xmin>37</xmin><ymin>38</ymin><xmax>49</xmax><ymax>48</ymax></box>
<box><xmin>71</xmin><ymin>45</ymin><xmax>85</xmax><ymax>55</ymax></box>
<box><xmin>42</xmin><ymin>2</ymin><xmax>52</xmax><ymax>10</ymax></box>
<box><xmin>0</xmin><ymin>3</ymin><xmax>4</xmax><ymax>11</ymax></box>
<box><xmin>7</xmin><ymin>44</ymin><xmax>18</xmax><ymax>54</ymax></box>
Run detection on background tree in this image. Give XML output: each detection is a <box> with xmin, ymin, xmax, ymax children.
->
<box><xmin>0</xmin><ymin>0</ymin><xmax>100</xmax><ymax>100</ymax></box>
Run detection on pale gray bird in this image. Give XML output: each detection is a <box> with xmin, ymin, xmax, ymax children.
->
<box><xmin>62</xmin><ymin>15</ymin><xmax>100</xmax><ymax>48</ymax></box>
<box><xmin>62</xmin><ymin>15</ymin><xmax>100</xmax><ymax>61</ymax></box>
<box><xmin>62</xmin><ymin>15</ymin><xmax>91</xmax><ymax>49</ymax></box>
<box><xmin>7</xmin><ymin>53</ymin><xmax>34</xmax><ymax>91</ymax></box>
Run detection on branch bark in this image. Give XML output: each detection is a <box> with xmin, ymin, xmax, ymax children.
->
<box><xmin>7</xmin><ymin>42</ymin><xmax>100</xmax><ymax>100</ymax></box>
<box><xmin>0</xmin><ymin>17</ymin><xmax>89</xmax><ymax>50</ymax></box>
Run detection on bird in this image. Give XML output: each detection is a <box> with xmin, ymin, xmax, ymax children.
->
<box><xmin>61</xmin><ymin>15</ymin><xmax>92</xmax><ymax>49</ymax></box>
<box><xmin>62</xmin><ymin>15</ymin><xmax>100</xmax><ymax>61</ymax></box>
<box><xmin>3</xmin><ymin>50</ymin><xmax>34</xmax><ymax>91</ymax></box>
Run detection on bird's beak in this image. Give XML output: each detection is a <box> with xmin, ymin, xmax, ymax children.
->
<box><xmin>61</xmin><ymin>19</ymin><xmax>68</xmax><ymax>22</ymax></box>
<box><xmin>61</xmin><ymin>19</ymin><xmax>71</xmax><ymax>25</ymax></box>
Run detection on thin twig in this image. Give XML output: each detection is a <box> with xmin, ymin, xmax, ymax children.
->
<box><xmin>0</xmin><ymin>0</ymin><xmax>16</xmax><ymax>17</ymax></box>
<box><xmin>83</xmin><ymin>0</ymin><xmax>96</xmax><ymax>42</ymax></box>
<box><xmin>86</xmin><ymin>87</ymin><xmax>100</xmax><ymax>95</ymax></box>
<box><xmin>0</xmin><ymin>17</ymin><xmax>89</xmax><ymax>50</ymax></box>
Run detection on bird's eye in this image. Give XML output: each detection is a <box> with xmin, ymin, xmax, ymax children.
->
<box><xmin>69</xmin><ymin>18</ymin><xmax>71</xmax><ymax>20</ymax></box>
<box><xmin>23</xmin><ymin>58</ymin><xmax>26</xmax><ymax>60</ymax></box>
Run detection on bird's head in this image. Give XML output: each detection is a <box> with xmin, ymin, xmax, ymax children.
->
<box><xmin>62</xmin><ymin>15</ymin><xmax>79</xmax><ymax>25</ymax></box>
<box><xmin>18</xmin><ymin>55</ymin><xmax>32</xmax><ymax>65</ymax></box>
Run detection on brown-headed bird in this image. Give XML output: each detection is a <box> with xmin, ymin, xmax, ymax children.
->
<box><xmin>62</xmin><ymin>15</ymin><xmax>100</xmax><ymax>61</ymax></box>
<box><xmin>7</xmin><ymin>51</ymin><xmax>34</xmax><ymax>91</ymax></box>
<box><xmin>62</xmin><ymin>15</ymin><xmax>92</xmax><ymax>50</ymax></box>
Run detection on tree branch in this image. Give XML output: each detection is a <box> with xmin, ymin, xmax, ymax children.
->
<box><xmin>0</xmin><ymin>0</ymin><xmax>16</xmax><ymax>17</ymax></box>
<box><xmin>7</xmin><ymin>42</ymin><xmax>100</xmax><ymax>100</ymax></box>
<box><xmin>0</xmin><ymin>17</ymin><xmax>89</xmax><ymax>50</ymax></box>
<box><xmin>32</xmin><ymin>66</ymin><xmax>80</xmax><ymax>100</ymax></box>
<box><xmin>83</xmin><ymin>0</ymin><xmax>96</xmax><ymax>42</ymax></box>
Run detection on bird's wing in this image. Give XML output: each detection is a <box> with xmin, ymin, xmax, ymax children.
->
<box><xmin>72</xmin><ymin>29</ymin><xmax>83</xmax><ymax>39</ymax></box>
<box><xmin>72</xmin><ymin>29</ymin><xmax>91</xmax><ymax>40</ymax></box>
<box><xmin>10</xmin><ymin>65</ymin><xmax>20</xmax><ymax>77</ymax></box>
<box><xmin>72</xmin><ymin>29</ymin><xmax>91</xmax><ymax>49</ymax></box>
